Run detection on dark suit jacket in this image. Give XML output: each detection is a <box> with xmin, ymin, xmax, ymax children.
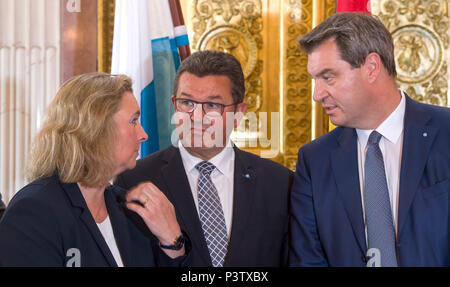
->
<box><xmin>0</xmin><ymin>175</ymin><xmax>189</xmax><ymax>267</ymax></box>
<box><xmin>115</xmin><ymin>145</ymin><xmax>293</xmax><ymax>266</ymax></box>
<box><xmin>0</xmin><ymin>193</ymin><xmax>5</xmax><ymax>220</ymax></box>
<box><xmin>289</xmin><ymin>95</ymin><xmax>450</xmax><ymax>266</ymax></box>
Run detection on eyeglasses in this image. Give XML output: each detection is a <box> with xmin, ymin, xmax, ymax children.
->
<box><xmin>174</xmin><ymin>98</ymin><xmax>237</xmax><ymax>117</ymax></box>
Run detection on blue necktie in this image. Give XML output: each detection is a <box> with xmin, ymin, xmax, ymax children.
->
<box><xmin>364</xmin><ymin>131</ymin><xmax>398</xmax><ymax>267</ymax></box>
<box><xmin>196</xmin><ymin>161</ymin><xmax>228</xmax><ymax>267</ymax></box>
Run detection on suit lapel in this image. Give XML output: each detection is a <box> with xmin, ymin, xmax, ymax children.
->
<box><xmin>397</xmin><ymin>96</ymin><xmax>437</xmax><ymax>235</ymax></box>
<box><xmin>62</xmin><ymin>182</ymin><xmax>117</xmax><ymax>266</ymax></box>
<box><xmin>224</xmin><ymin>147</ymin><xmax>256</xmax><ymax>266</ymax></box>
<box><xmin>104</xmin><ymin>187</ymin><xmax>132</xmax><ymax>266</ymax></box>
<box><xmin>330</xmin><ymin>128</ymin><xmax>367</xmax><ymax>255</ymax></box>
<box><xmin>161</xmin><ymin>147</ymin><xmax>212</xmax><ymax>265</ymax></box>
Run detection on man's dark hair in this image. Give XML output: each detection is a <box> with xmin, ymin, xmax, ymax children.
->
<box><xmin>173</xmin><ymin>50</ymin><xmax>245</xmax><ymax>104</ymax></box>
<box><xmin>299</xmin><ymin>12</ymin><xmax>397</xmax><ymax>77</ymax></box>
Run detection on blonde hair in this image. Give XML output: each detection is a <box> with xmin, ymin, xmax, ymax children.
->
<box><xmin>28</xmin><ymin>72</ymin><xmax>133</xmax><ymax>187</ymax></box>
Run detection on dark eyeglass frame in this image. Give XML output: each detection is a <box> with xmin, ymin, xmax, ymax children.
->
<box><xmin>174</xmin><ymin>98</ymin><xmax>237</xmax><ymax>116</ymax></box>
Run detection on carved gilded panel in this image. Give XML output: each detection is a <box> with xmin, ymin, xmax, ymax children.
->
<box><xmin>282</xmin><ymin>0</ymin><xmax>313</xmax><ymax>169</ymax></box>
<box><xmin>372</xmin><ymin>0</ymin><xmax>449</xmax><ymax>107</ymax></box>
<box><xmin>98</xmin><ymin>0</ymin><xmax>115</xmax><ymax>74</ymax></box>
<box><xmin>189</xmin><ymin>0</ymin><xmax>263</xmax><ymax>112</ymax></box>
<box><xmin>278</xmin><ymin>0</ymin><xmax>335</xmax><ymax>169</ymax></box>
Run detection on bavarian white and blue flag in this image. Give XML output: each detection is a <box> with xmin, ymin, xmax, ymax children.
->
<box><xmin>111</xmin><ymin>0</ymin><xmax>189</xmax><ymax>157</ymax></box>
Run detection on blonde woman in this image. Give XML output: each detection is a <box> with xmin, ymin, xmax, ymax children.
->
<box><xmin>0</xmin><ymin>73</ymin><xmax>188</xmax><ymax>267</ymax></box>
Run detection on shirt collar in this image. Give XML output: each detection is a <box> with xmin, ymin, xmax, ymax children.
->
<box><xmin>356</xmin><ymin>90</ymin><xmax>406</xmax><ymax>147</ymax></box>
<box><xmin>178</xmin><ymin>139</ymin><xmax>235</xmax><ymax>175</ymax></box>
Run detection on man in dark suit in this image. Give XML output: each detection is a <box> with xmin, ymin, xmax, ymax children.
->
<box><xmin>116</xmin><ymin>50</ymin><xmax>293</xmax><ymax>267</ymax></box>
<box><xmin>289</xmin><ymin>12</ymin><xmax>450</xmax><ymax>267</ymax></box>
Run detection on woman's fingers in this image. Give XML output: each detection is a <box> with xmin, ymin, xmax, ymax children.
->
<box><xmin>143</xmin><ymin>182</ymin><xmax>170</xmax><ymax>206</ymax></box>
<box><xmin>125</xmin><ymin>182</ymin><xmax>180</xmax><ymax>240</ymax></box>
<box><xmin>126</xmin><ymin>183</ymin><xmax>150</xmax><ymax>205</ymax></box>
<box><xmin>123</xmin><ymin>183</ymin><xmax>185</xmax><ymax>258</ymax></box>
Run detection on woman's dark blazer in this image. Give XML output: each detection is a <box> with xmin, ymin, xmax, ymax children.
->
<box><xmin>0</xmin><ymin>175</ymin><xmax>189</xmax><ymax>267</ymax></box>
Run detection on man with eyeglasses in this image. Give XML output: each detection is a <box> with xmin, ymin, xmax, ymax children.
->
<box><xmin>116</xmin><ymin>50</ymin><xmax>293</xmax><ymax>267</ymax></box>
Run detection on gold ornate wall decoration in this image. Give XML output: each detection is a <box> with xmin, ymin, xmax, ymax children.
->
<box><xmin>282</xmin><ymin>0</ymin><xmax>313</xmax><ymax>170</ymax></box>
<box><xmin>198</xmin><ymin>25</ymin><xmax>258</xmax><ymax>78</ymax></box>
<box><xmin>190</xmin><ymin>0</ymin><xmax>263</xmax><ymax>113</ymax></box>
<box><xmin>281</xmin><ymin>0</ymin><xmax>335</xmax><ymax>170</ymax></box>
<box><xmin>98</xmin><ymin>0</ymin><xmax>116</xmax><ymax>74</ymax></box>
<box><xmin>372</xmin><ymin>0</ymin><xmax>449</xmax><ymax>107</ymax></box>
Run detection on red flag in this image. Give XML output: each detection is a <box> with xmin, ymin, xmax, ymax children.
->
<box><xmin>337</xmin><ymin>0</ymin><xmax>371</xmax><ymax>14</ymax></box>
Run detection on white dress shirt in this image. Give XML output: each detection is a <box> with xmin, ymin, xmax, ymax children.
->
<box><xmin>178</xmin><ymin>140</ymin><xmax>235</xmax><ymax>239</ymax></box>
<box><xmin>356</xmin><ymin>90</ymin><xmax>406</xmax><ymax>238</ymax></box>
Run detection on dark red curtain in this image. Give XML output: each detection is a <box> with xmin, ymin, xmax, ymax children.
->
<box><xmin>337</xmin><ymin>0</ymin><xmax>371</xmax><ymax>13</ymax></box>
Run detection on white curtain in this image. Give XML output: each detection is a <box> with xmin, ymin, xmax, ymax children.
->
<box><xmin>0</xmin><ymin>0</ymin><xmax>60</xmax><ymax>205</ymax></box>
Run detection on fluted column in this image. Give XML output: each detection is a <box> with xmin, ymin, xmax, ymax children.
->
<box><xmin>0</xmin><ymin>0</ymin><xmax>60</xmax><ymax>203</ymax></box>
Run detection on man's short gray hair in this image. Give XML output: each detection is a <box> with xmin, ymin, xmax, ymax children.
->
<box><xmin>299</xmin><ymin>12</ymin><xmax>397</xmax><ymax>77</ymax></box>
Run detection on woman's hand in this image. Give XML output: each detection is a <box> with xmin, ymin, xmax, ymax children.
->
<box><xmin>125</xmin><ymin>182</ymin><xmax>185</xmax><ymax>258</ymax></box>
